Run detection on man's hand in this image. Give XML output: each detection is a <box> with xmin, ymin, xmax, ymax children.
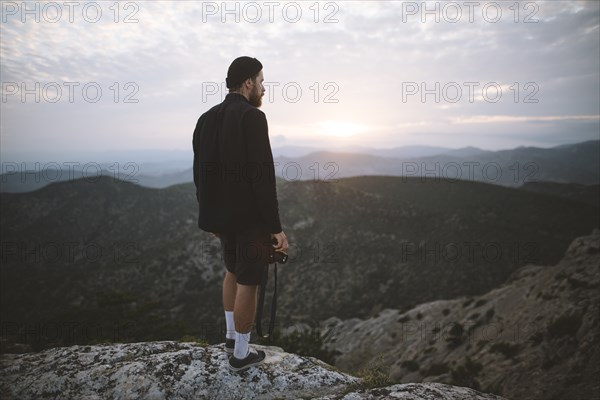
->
<box><xmin>271</xmin><ymin>231</ymin><xmax>288</xmax><ymax>253</ymax></box>
<box><xmin>210</xmin><ymin>232</ymin><xmax>221</xmax><ymax>239</ymax></box>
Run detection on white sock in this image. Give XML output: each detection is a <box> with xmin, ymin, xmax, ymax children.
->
<box><xmin>225</xmin><ymin>311</ymin><xmax>236</xmax><ymax>340</ymax></box>
<box><xmin>234</xmin><ymin>331</ymin><xmax>250</xmax><ymax>359</ymax></box>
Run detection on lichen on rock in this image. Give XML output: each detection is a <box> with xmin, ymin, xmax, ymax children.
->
<box><xmin>0</xmin><ymin>341</ymin><xmax>508</xmax><ymax>399</ymax></box>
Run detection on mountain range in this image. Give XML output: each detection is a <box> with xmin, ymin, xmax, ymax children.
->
<box><xmin>1</xmin><ymin>174</ymin><xmax>597</xmax><ymax>353</ymax></box>
<box><xmin>1</xmin><ymin>140</ymin><xmax>598</xmax><ymax>192</ymax></box>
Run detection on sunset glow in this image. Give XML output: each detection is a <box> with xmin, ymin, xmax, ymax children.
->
<box><xmin>316</xmin><ymin>121</ymin><xmax>366</xmax><ymax>138</ymax></box>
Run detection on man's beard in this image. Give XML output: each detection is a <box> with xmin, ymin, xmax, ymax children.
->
<box><xmin>248</xmin><ymin>86</ymin><xmax>263</xmax><ymax>108</ymax></box>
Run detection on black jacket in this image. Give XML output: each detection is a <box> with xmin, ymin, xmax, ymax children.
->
<box><xmin>192</xmin><ymin>93</ymin><xmax>282</xmax><ymax>234</ymax></box>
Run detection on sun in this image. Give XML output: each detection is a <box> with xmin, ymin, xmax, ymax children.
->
<box><xmin>317</xmin><ymin>120</ymin><xmax>365</xmax><ymax>138</ymax></box>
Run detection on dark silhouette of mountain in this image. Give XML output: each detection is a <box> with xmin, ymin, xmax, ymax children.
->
<box><xmin>272</xmin><ymin>144</ymin><xmax>460</xmax><ymax>158</ymax></box>
<box><xmin>0</xmin><ymin>167</ymin><xmax>188</xmax><ymax>193</ymax></box>
<box><xmin>272</xmin><ymin>144</ymin><xmax>490</xmax><ymax>159</ymax></box>
<box><xmin>519</xmin><ymin>181</ymin><xmax>600</xmax><ymax>207</ymax></box>
<box><xmin>276</xmin><ymin>140</ymin><xmax>599</xmax><ymax>186</ymax></box>
<box><xmin>0</xmin><ymin>168</ymin><xmax>142</xmax><ymax>193</ymax></box>
<box><xmin>2</xmin><ymin>140</ymin><xmax>596</xmax><ymax>192</ymax></box>
<box><xmin>442</xmin><ymin>146</ymin><xmax>490</xmax><ymax>158</ymax></box>
<box><xmin>1</xmin><ymin>174</ymin><xmax>597</xmax><ymax>353</ymax></box>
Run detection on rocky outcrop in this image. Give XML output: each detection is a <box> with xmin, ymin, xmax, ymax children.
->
<box><xmin>0</xmin><ymin>341</ymin><xmax>507</xmax><ymax>400</ymax></box>
<box><xmin>321</xmin><ymin>230</ymin><xmax>600</xmax><ymax>400</ymax></box>
<box><xmin>0</xmin><ymin>341</ymin><xmax>354</xmax><ymax>400</ymax></box>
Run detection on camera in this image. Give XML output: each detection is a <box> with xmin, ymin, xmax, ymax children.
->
<box><xmin>269</xmin><ymin>237</ymin><xmax>288</xmax><ymax>264</ymax></box>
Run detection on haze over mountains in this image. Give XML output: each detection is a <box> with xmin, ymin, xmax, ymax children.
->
<box><xmin>1</xmin><ymin>140</ymin><xmax>598</xmax><ymax>193</ymax></box>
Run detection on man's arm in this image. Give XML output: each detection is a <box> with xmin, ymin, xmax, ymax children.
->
<box><xmin>243</xmin><ymin>109</ymin><xmax>282</xmax><ymax>234</ymax></box>
<box><xmin>192</xmin><ymin>114</ymin><xmax>206</xmax><ymax>201</ymax></box>
<box><xmin>193</xmin><ymin>114</ymin><xmax>219</xmax><ymax>238</ymax></box>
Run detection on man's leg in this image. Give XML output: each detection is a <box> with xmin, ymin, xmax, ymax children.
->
<box><xmin>233</xmin><ymin>283</ymin><xmax>259</xmax><ymax>359</ymax></box>
<box><xmin>230</xmin><ymin>224</ymin><xmax>268</xmax><ymax>361</ymax></box>
<box><xmin>223</xmin><ymin>271</ymin><xmax>237</xmax><ymax>311</ymax></box>
<box><xmin>223</xmin><ymin>271</ymin><xmax>237</xmax><ymax>340</ymax></box>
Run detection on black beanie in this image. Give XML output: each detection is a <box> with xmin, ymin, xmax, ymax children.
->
<box><xmin>226</xmin><ymin>56</ymin><xmax>263</xmax><ymax>89</ymax></box>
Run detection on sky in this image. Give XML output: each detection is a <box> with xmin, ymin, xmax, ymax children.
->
<box><xmin>1</xmin><ymin>0</ymin><xmax>599</xmax><ymax>163</ymax></box>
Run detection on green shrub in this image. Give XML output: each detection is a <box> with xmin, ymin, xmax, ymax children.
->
<box><xmin>401</xmin><ymin>359</ymin><xmax>420</xmax><ymax>371</ymax></box>
<box><xmin>482</xmin><ymin>381</ymin><xmax>504</xmax><ymax>396</ymax></box>
<box><xmin>422</xmin><ymin>362</ymin><xmax>449</xmax><ymax>376</ymax></box>
<box><xmin>448</xmin><ymin>322</ymin><xmax>463</xmax><ymax>337</ymax></box>
<box><xmin>344</xmin><ymin>355</ymin><xmax>392</xmax><ymax>393</ymax></box>
<box><xmin>446</xmin><ymin>322</ymin><xmax>464</xmax><ymax>348</ymax></box>
<box><xmin>546</xmin><ymin>313</ymin><xmax>582</xmax><ymax>339</ymax></box>
<box><xmin>257</xmin><ymin>327</ymin><xmax>339</xmax><ymax>365</ymax></box>
<box><xmin>449</xmin><ymin>356</ymin><xmax>482</xmax><ymax>390</ymax></box>
<box><xmin>489</xmin><ymin>341</ymin><xmax>520</xmax><ymax>359</ymax></box>
<box><xmin>178</xmin><ymin>335</ymin><xmax>208</xmax><ymax>346</ymax></box>
<box><xmin>474</xmin><ymin>299</ymin><xmax>487</xmax><ymax>307</ymax></box>
<box><xmin>529</xmin><ymin>331</ymin><xmax>543</xmax><ymax>345</ymax></box>
<box><xmin>358</xmin><ymin>363</ymin><xmax>390</xmax><ymax>389</ymax></box>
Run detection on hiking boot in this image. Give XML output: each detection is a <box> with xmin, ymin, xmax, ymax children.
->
<box><xmin>225</xmin><ymin>338</ymin><xmax>235</xmax><ymax>354</ymax></box>
<box><xmin>228</xmin><ymin>348</ymin><xmax>266</xmax><ymax>371</ymax></box>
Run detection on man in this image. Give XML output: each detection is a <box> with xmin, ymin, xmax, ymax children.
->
<box><xmin>192</xmin><ymin>56</ymin><xmax>289</xmax><ymax>371</ymax></box>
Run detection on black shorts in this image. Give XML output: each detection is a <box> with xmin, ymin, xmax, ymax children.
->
<box><xmin>219</xmin><ymin>223</ymin><xmax>271</xmax><ymax>285</ymax></box>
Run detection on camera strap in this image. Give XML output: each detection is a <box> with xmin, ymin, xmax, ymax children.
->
<box><xmin>255</xmin><ymin>262</ymin><xmax>277</xmax><ymax>338</ymax></box>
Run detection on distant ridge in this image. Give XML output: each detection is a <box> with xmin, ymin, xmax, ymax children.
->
<box><xmin>2</xmin><ymin>140</ymin><xmax>596</xmax><ymax>192</ymax></box>
<box><xmin>520</xmin><ymin>181</ymin><xmax>600</xmax><ymax>207</ymax></box>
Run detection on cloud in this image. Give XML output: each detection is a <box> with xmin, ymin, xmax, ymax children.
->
<box><xmin>1</xmin><ymin>0</ymin><xmax>599</xmax><ymax>156</ymax></box>
<box><xmin>450</xmin><ymin>115</ymin><xmax>600</xmax><ymax>124</ymax></box>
